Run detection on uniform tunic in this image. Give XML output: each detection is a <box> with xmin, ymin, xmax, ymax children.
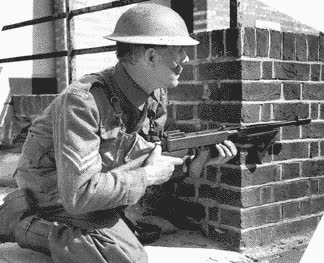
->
<box><xmin>13</xmin><ymin>62</ymin><xmax>167</xmax><ymax>263</ymax></box>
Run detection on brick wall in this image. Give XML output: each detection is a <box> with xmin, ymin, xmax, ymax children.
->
<box><xmin>193</xmin><ymin>0</ymin><xmax>321</xmax><ymax>35</ymax></box>
<box><xmin>166</xmin><ymin>28</ymin><xmax>324</xmax><ymax>249</ymax></box>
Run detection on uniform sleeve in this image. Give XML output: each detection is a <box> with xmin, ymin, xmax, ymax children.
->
<box><xmin>52</xmin><ymin>88</ymin><xmax>148</xmax><ymax>215</ymax></box>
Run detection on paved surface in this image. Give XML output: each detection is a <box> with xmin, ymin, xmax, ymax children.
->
<box><xmin>0</xmin><ymin>148</ymin><xmax>314</xmax><ymax>262</ymax></box>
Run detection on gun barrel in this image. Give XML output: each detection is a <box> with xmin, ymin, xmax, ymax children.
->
<box><xmin>162</xmin><ymin>118</ymin><xmax>311</xmax><ymax>152</ymax></box>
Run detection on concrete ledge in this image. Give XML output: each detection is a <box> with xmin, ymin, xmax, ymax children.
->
<box><xmin>0</xmin><ymin>233</ymin><xmax>253</xmax><ymax>263</ymax></box>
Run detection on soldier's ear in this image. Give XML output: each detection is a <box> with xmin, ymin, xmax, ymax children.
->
<box><xmin>144</xmin><ymin>48</ymin><xmax>159</xmax><ymax>66</ymax></box>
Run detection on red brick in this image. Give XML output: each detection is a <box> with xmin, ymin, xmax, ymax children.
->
<box><xmin>311</xmin><ymin>196</ymin><xmax>324</xmax><ymax>213</ymax></box>
<box><xmin>198</xmin><ymin>103</ymin><xmax>241</xmax><ymax>123</ymax></box>
<box><xmin>283</xmin><ymin>32</ymin><xmax>296</xmax><ymax>60</ymax></box>
<box><xmin>168</xmin><ymin>84</ymin><xmax>204</xmax><ymax>101</ymax></box>
<box><xmin>282</xmin><ymin>162</ymin><xmax>300</xmax><ymax>180</ymax></box>
<box><xmin>211</xmin><ymin>30</ymin><xmax>225</xmax><ymax>58</ymax></box>
<box><xmin>241</xmin><ymin>216</ymin><xmax>318</xmax><ymax>248</ymax></box>
<box><xmin>320</xmin><ymin>36</ymin><xmax>324</xmax><ymax>62</ymax></box>
<box><xmin>303</xmin><ymin>83</ymin><xmax>324</xmax><ymax>100</ymax></box>
<box><xmin>198</xmin><ymin>61</ymin><xmax>241</xmax><ymax>80</ymax></box>
<box><xmin>226</xmin><ymin>28</ymin><xmax>241</xmax><ymax>57</ymax></box>
<box><xmin>242</xmin><ymin>188</ymin><xmax>262</xmax><ymax>207</ymax></box>
<box><xmin>261</xmin><ymin>103</ymin><xmax>271</xmax><ymax>122</ymax></box>
<box><xmin>242</xmin><ymin>60</ymin><xmax>261</xmax><ymax>80</ymax></box>
<box><xmin>303</xmin><ymin>122</ymin><xmax>324</xmax><ymax>139</ymax></box>
<box><xmin>220</xmin><ymin>208</ymin><xmax>241</xmax><ymax>228</ymax></box>
<box><xmin>273</xmin><ymin>180</ymin><xmax>309</xmax><ymax>202</ymax></box>
<box><xmin>308</xmin><ymin>143</ymin><xmax>320</xmax><ymax>161</ymax></box>
<box><xmin>212</xmin><ymin>82</ymin><xmax>241</xmax><ymax>101</ymax></box>
<box><xmin>262</xmin><ymin>61</ymin><xmax>273</xmax><ymax>79</ymax></box>
<box><xmin>283</xmin><ymin>83</ymin><xmax>301</xmax><ymax>100</ymax></box>
<box><xmin>207</xmin><ymin>225</ymin><xmax>241</xmax><ymax>248</ymax></box>
<box><xmin>296</xmin><ymin>33</ymin><xmax>307</xmax><ymax>61</ymax></box>
<box><xmin>319</xmin><ymin>178</ymin><xmax>324</xmax><ymax>193</ymax></box>
<box><xmin>198</xmin><ymin>184</ymin><xmax>219</xmax><ymax>200</ymax></box>
<box><xmin>243</xmin><ymin>27</ymin><xmax>256</xmax><ymax>57</ymax></box>
<box><xmin>282</xmin><ymin>125</ymin><xmax>300</xmax><ymax>140</ymax></box>
<box><xmin>300</xmin><ymin>199</ymin><xmax>312</xmax><ymax>215</ymax></box>
<box><xmin>273</xmin><ymin>141</ymin><xmax>309</xmax><ymax>161</ymax></box>
<box><xmin>310</xmin><ymin>178</ymin><xmax>319</xmax><ymax>194</ymax></box>
<box><xmin>282</xmin><ymin>202</ymin><xmax>300</xmax><ymax>219</ymax></box>
<box><xmin>215</xmin><ymin>187</ymin><xmax>242</xmax><ymax>207</ymax></box>
<box><xmin>242</xmin><ymin>206</ymin><xmax>281</xmax><ymax>228</ymax></box>
<box><xmin>176</xmin><ymin>105</ymin><xmax>194</xmax><ymax>120</ymax></box>
<box><xmin>197</xmin><ymin>32</ymin><xmax>210</xmax><ymax>59</ymax></box>
<box><xmin>270</xmin><ymin>30</ymin><xmax>282</xmax><ymax>59</ymax></box>
<box><xmin>185</xmin><ymin>43</ymin><xmax>196</xmax><ymax>61</ymax></box>
<box><xmin>206</xmin><ymin>165</ymin><xmax>218</xmax><ymax>183</ymax></box>
<box><xmin>274</xmin><ymin>62</ymin><xmax>310</xmax><ymax>81</ymax></box>
<box><xmin>256</xmin><ymin>28</ymin><xmax>269</xmax><ymax>57</ymax></box>
<box><xmin>179</xmin><ymin>64</ymin><xmax>195</xmax><ymax>81</ymax></box>
<box><xmin>175</xmin><ymin>181</ymin><xmax>196</xmax><ymax>197</ymax></box>
<box><xmin>261</xmin><ymin>186</ymin><xmax>273</xmax><ymax>204</ymax></box>
<box><xmin>311</xmin><ymin>64</ymin><xmax>321</xmax><ymax>81</ymax></box>
<box><xmin>273</xmin><ymin>103</ymin><xmax>309</xmax><ymax>120</ymax></box>
<box><xmin>301</xmin><ymin>160</ymin><xmax>324</xmax><ymax>177</ymax></box>
<box><xmin>241</xmin><ymin>104</ymin><xmax>260</xmax><ymax>123</ymax></box>
<box><xmin>311</xmin><ymin>103</ymin><xmax>319</xmax><ymax>119</ymax></box>
<box><xmin>243</xmin><ymin>83</ymin><xmax>281</xmax><ymax>101</ymax></box>
<box><xmin>221</xmin><ymin>165</ymin><xmax>280</xmax><ymax>187</ymax></box>
<box><xmin>208</xmin><ymin>206</ymin><xmax>219</xmax><ymax>222</ymax></box>
<box><xmin>307</xmin><ymin>35</ymin><xmax>319</xmax><ymax>61</ymax></box>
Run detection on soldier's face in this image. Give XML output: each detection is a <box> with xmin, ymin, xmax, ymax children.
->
<box><xmin>154</xmin><ymin>46</ymin><xmax>189</xmax><ymax>88</ymax></box>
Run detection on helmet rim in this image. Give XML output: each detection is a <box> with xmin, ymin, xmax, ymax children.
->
<box><xmin>103</xmin><ymin>35</ymin><xmax>199</xmax><ymax>46</ymax></box>
<box><xmin>104</xmin><ymin>3</ymin><xmax>199</xmax><ymax>46</ymax></box>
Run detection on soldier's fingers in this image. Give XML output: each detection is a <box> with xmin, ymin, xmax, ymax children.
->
<box><xmin>169</xmin><ymin>156</ymin><xmax>184</xmax><ymax>166</ymax></box>
<box><xmin>223</xmin><ymin>140</ymin><xmax>237</xmax><ymax>156</ymax></box>
<box><xmin>218</xmin><ymin>143</ymin><xmax>233</xmax><ymax>158</ymax></box>
<box><xmin>215</xmin><ymin>144</ymin><xmax>226</xmax><ymax>158</ymax></box>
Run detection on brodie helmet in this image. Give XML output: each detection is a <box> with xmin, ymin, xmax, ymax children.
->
<box><xmin>104</xmin><ymin>3</ymin><xmax>199</xmax><ymax>46</ymax></box>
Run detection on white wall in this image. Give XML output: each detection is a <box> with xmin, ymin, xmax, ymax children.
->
<box><xmin>0</xmin><ymin>0</ymin><xmax>55</xmax><ymax>79</ymax></box>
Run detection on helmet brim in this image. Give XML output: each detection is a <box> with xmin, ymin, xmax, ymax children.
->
<box><xmin>103</xmin><ymin>35</ymin><xmax>200</xmax><ymax>46</ymax></box>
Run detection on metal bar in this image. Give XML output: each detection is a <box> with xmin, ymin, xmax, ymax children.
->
<box><xmin>0</xmin><ymin>51</ymin><xmax>68</xmax><ymax>63</ymax></box>
<box><xmin>65</xmin><ymin>0</ymin><xmax>73</xmax><ymax>84</ymax></box>
<box><xmin>2</xmin><ymin>0</ymin><xmax>149</xmax><ymax>31</ymax></box>
<box><xmin>72</xmin><ymin>45</ymin><xmax>116</xmax><ymax>56</ymax></box>
<box><xmin>2</xmin><ymin>13</ymin><xmax>67</xmax><ymax>31</ymax></box>
<box><xmin>71</xmin><ymin>0</ymin><xmax>149</xmax><ymax>17</ymax></box>
<box><xmin>0</xmin><ymin>46</ymin><xmax>117</xmax><ymax>64</ymax></box>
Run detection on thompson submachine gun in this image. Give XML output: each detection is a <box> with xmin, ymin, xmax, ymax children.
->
<box><xmin>122</xmin><ymin>117</ymin><xmax>311</xmax><ymax>172</ymax></box>
<box><xmin>161</xmin><ymin>117</ymin><xmax>311</xmax><ymax>164</ymax></box>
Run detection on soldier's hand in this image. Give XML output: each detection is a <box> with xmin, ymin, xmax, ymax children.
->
<box><xmin>188</xmin><ymin>140</ymin><xmax>237</xmax><ymax>178</ymax></box>
<box><xmin>144</xmin><ymin>143</ymin><xmax>183</xmax><ymax>186</ymax></box>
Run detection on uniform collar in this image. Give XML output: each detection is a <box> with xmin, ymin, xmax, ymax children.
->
<box><xmin>112</xmin><ymin>62</ymin><xmax>152</xmax><ymax>110</ymax></box>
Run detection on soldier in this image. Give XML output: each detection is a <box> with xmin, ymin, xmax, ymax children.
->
<box><xmin>0</xmin><ymin>3</ymin><xmax>237</xmax><ymax>263</ymax></box>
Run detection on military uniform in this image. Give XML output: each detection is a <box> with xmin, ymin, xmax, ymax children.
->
<box><xmin>11</xmin><ymin>62</ymin><xmax>167</xmax><ymax>263</ymax></box>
